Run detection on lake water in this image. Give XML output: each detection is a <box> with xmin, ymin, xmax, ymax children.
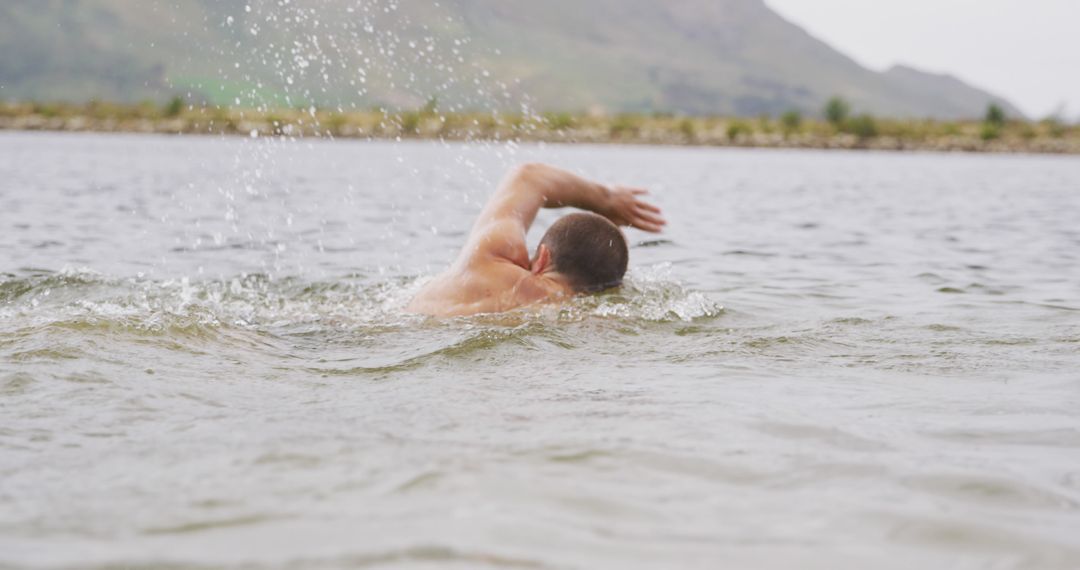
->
<box><xmin>2</xmin><ymin>132</ymin><xmax>1079</xmax><ymax>569</ymax></box>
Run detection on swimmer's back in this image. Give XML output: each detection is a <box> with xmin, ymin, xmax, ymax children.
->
<box><xmin>407</xmin><ymin>257</ymin><xmax>550</xmax><ymax>317</ymax></box>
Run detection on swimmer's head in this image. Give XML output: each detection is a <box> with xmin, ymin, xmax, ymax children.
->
<box><xmin>533</xmin><ymin>212</ymin><xmax>629</xmax><ymax>293</ymax></box>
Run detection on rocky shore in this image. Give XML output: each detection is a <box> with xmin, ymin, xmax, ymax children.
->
<box><xmin>2</xmin><ymin>102</ymin><xmax>1078</xmax><ymax>154</ymax></box>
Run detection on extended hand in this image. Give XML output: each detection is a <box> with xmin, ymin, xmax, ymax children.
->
<box><xmin>603</xmin><ymin>186</ymin><xmax>667</xmax><ymax>233</ymax></box>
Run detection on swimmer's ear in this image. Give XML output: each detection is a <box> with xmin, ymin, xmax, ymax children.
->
<box><xmin>531</xmin><ymin>244</ymin><xmax>552</xmax><ymax>275</ymax></box>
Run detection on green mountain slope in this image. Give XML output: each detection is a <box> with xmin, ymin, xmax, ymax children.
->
<box><xmin>0</xmin><ymin>0</ymin><xmax>1022</xmax><ymax>119</ymax></box>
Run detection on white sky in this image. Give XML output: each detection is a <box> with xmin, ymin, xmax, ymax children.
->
<box><xmin>764</xmin><ymin>0</ymin><xmax>1080</xmax><ymax>120</ymax></box>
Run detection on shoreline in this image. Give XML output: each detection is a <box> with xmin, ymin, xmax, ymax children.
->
<box><xmin>2</xmin><ymin>102</ymin><xmax>1078</xmax><ymax>155</ymax></box>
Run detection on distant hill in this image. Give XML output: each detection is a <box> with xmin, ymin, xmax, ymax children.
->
<box><xmin>0</xmin><ymin>0</ymin><xmax>1023</xmax><ymax>119</ymax></box>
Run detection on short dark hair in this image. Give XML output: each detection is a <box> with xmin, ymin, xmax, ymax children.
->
<box><xmin>540</xmin><ymin>213</ymin><xmax>629</xmax><ymax>293</ymax></box>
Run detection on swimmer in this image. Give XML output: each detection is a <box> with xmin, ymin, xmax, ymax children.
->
<box><xmin>408</xmin><ymin>163</ymin><xmax>666</xmax><ymax>316</ymax></box>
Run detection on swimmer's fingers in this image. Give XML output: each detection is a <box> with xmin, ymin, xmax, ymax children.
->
<box><xmin>628</xmin><ymin>206</ymin><xmax>666</xmax><ymax>232</ymax></box>
<box><xmin>633</xmin><ymin>220</ymin><xmax>665</xmax><ymax>233</ymax></box>
<box><xmin>634</xmin><ymin>208</ymin><xmax>667</xmax><ymax>227</ymax></box>
<box><xmin>606</xmin><ymin>186</ymin><xmax>664</xmax><ymax>232</ymax></box>
<box><xmin>633</xmin><ymin>215</ymin><xmax>666</xmax><ymax>233</ymax></box>
<box><xmin>635</xmin><ymin>201</ymin><xmax>662</xmax><ymax>214</ymax></box>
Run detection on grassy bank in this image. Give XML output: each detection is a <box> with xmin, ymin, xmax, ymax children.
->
<box><xmin>2</xmin><ymin>100</ymin><xmax>1078</xmax><ymax>154</ymax></box>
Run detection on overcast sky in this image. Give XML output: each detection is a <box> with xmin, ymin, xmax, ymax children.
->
<box><xmin>764</xmin><ymin>0</ymin><xmax>1080</xmax><ymax>120</ymax></box>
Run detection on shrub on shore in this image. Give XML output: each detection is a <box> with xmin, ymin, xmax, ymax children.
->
<box><xmin>824</xmin><ymin>96</ymin><xmax>851</xmax><ymax>127</ymax></box>
<box><xmin>610</xmin><ymin>114</ymin><xmax>641</xmax><ymax>138</ymax></box>
<box><xmin>980</xmin><ymin>123</ymin><xmax>1001</xmax><ymax>141</ymax></box>
<box><xmin>399</xmin><ymin>111</ymin><xmax>421</xmax><ymax>135</ymax></box>
<box><xmin>678</xmin><ymin>118</ymin><xmax>696</xmax><ymax>143</ymax></box>
<box><xmin>726</xmin><ymin>119</ymin><xmax>751</xmax><ymax>142</ymax></box>
<box><xmin>780</xmin><ymin>110</ymin><xmax>802</xmax><ymax>137</ymax></box>
<box><xmin>544</xmin><ymin>112</ymin><xmax>575</xmax><ymax>131</ymax></box>
<box><xmin>164</xmin><ymin>96</ymin><xmax>185</xmax><ymax>118</ymax></box>
<box><xmin>985</xmin><ymin>103</ymin><xmax>1007</xmax><ymax>128</ymax></box>
<box><xmin>846</xmin><ymin>114</ymin><xmax>878</xmax><ymax>140</ymax></box>
<box><xmin>980</xmin><ymin>103</ymin><xmax>1008</xmax><ymax>141</ymax></box>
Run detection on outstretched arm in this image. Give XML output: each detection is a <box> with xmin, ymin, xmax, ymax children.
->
<box><xmin>461</xmin><ymin>163</ymin><xmax>666</xmax><ymax>267</ymax></box>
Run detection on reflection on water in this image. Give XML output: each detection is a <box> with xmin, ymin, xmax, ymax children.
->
<box><xmin>2</xmin><ymin>133</ymin><xmax>1080</xmax><ymax>569</ymax></box>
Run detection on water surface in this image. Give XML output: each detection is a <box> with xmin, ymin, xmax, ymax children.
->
<box><xmin>2</xmin><ymin>132</ymin><xmax>1079</xmax><ymax>569</ymax></box>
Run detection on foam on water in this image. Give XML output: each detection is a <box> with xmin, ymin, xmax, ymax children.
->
<box><xmin>581</xmin><ymin>263</ymin><xmax>723</xmax><ymax>322</ymax></box>
<box><xmin>0</xmin><ymin>263</ymin><xmax>721</xmax><ymax>339</ymax></box>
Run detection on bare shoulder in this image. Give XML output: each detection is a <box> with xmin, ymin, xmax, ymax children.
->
<box><xmin>407</xmin><ymin>256</ymin><xmax>530</xmax><ymax>317</ymax></box>
<box><xmin>458</xmin><ymin>217</ymin><xmax>531</xmax><ymax>270</ymax></box>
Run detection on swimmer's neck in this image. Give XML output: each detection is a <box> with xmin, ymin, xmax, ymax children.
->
<box><xmin>513</xmin><ymin>269</ymin><xmax>575</xmax><ymax>306</ymax></box>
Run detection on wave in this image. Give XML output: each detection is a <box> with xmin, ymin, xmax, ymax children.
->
<box><xmin>0</xmin><ymin>265</ymin><xmax>722</xmax><ymax>341</ymax></box>
<box><xmin>573</xmin><ymin>265</ymin><xmax>723</xmax><ymax>322</ymax></box>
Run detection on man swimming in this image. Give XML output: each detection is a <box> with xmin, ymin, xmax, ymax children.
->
<box><xmin>408</xmin><ymin>163</ymin><xmax>666</xmax><ymax>317</ymax></box>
